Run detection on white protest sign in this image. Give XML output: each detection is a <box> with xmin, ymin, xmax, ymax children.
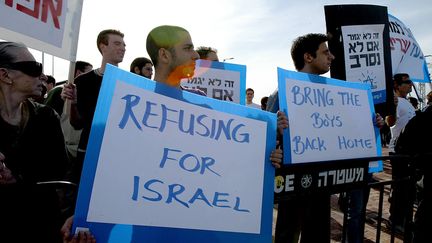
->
<box><xmin>0</xmin><ymin>0</ymin><xmax>83</xmax><ymax>61</ymax></box>
<box><xmin>181</xmin><ymin>60</ymin><xmax>246</xmax><ymax>104</ymax></box>
<box><xmin>87</xmin><ymin>81</ymin><xmax>266</xmax><ymax>233</ymax></box>
<box><xmin>73</xmin><ymin>65</ymin><xmax>276</xmax><ymax>242</ymax></box>
<box><xmin>389</xmin><ymin>14</ymin><xmax>430</xmax><ymax>83</ymax></box>
<box><xmin>342</xmin><ymin>24</ymin><xmax>386</xmax><ymax>103</ymax></box>
<box><xmin>278</xmin><ymin>68</ymin><xmax>380</xmax><ymax>164</ymax></box>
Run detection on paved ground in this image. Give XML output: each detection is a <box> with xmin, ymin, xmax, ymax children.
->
<box><xmin>329</xmin><ymin>158</ymin><xmax>405</xmax><ymax>243</ymax></box>
<box><xmin>272</xmin><ymin>148</ymin><xmax>411</xmax><ymax>242</ymax></box>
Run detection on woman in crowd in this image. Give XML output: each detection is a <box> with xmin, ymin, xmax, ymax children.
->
<box><xmin>0</xmin><ymin>41</ymin><xmax>69</xmax><ymax>242</ymax></box>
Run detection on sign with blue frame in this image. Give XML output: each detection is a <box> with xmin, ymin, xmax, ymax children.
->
<box><xmin>181</xmin><ymin>59</ymin><xmax>246</xmax><ymax>104</ymax></box>
<box><xmin>277</xmin><ymin>68</ymin><xmax>382</xmax><ymax>172</ymax></box>
<box><xmin>72</xmin><ymin>65</ymin><xmax>276</xmax><ymax>242</ymax></box>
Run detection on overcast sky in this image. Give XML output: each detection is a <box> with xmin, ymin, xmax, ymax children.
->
<box><xmin>34</xmin><ymin>0</ymin><xmax>432</xmax><ymax>103</ymax></box>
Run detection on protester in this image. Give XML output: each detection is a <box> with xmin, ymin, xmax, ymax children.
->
<box><xmin>59</xmin><ymin>29</ymin><xmax>126</xmax><ymax>242</ymax></box>
<box><xmin>409</xmin><ymin>96</ymin><xmax>419</xmax><ymax>110</ymax></box>
<box><xmin>45</xmin><ymin>61</ymin><xmax>93</xmax><ymax>163</ymax></box>
<box><xmin>388</xmin><ymin>73</ymin><xmax>416</xmax><ymax>233</ymax></box>
<box><xmin>45</xmin><ymin>75</ymin><xmax>56</xmax><ymax>93</ymax></box>
<box><xmin>395</xmin><ymin>105</ymin><xmax>432</xmax><ymax>243</ymax></box>
<box><xmin>61</xmin><ymin>25</ymin><xmax>285</xmax><ymax>242</ymax></box>
<box><xmin>45</xmin><ymin>61</ymin><xmax>93</xmax><ymax>116</ymax></box>
<box><xmin>388</xmin><ymin>73</ymin><xmax>415</xmax><ymax>152</ymax></box>
<box><xmin>246</xmin><ymin>87</ymin><xmax>261</xmax><ymax>109</ymax></box>
<box><xmin>421</xmin><ymin>91</ymin><xmax>432</xmax><ymax>112</ymax></box>
<box><xmin>31</xmin><ymin>79</ymin><xmax>48</xmax><ymax>103</ymax></box>
<box><xmin>147</xmin><ymin>26</ymin><xmax>286</xmax><ymax>166</ymax></box>
<box><xmin>267</xmin><ymin>33</ymin><xmax>384</xmax><ymax>243</ymax></box>
<box><xmin>267</xmin><ymin>33</ymin><xmax>335</xmax><ymax>243</ymax></box>
<box><xmin>409</xmin><ymin>96</ymin><xmax>421</xmax><ymax>115</ymax></box>
<box><xmin>130</xmin><ymin>57</ymin><xmax>153</xmax><ymax>79</ymax></box>
<box><xmin>0</xmin><ymin>41</ymin><xmax>68</xmax><ymax>242</ymax></box>
<box><xmin>261</xmin><ymin>96</ymin><xmax>268</xmax><ymax>110</ymax></box>
<box><xmin>196</xmin><ymin>46</ymin><xmax>219</xmax><ymax>61</ymax></box>
<box><xmin>62</xmin><ymin>29</ymin><xmax>126</xmax><ymax>184</ymax></box>
<box><xmin>146</xmin><ymin>25</ymin><xmax>203</xmax><ymax>91</ymax></box>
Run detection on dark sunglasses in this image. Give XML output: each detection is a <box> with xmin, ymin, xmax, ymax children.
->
<box><xmin>1</xmin><ymin>61</ymin><xmax>43</xmax><ymax>77</ymax></box>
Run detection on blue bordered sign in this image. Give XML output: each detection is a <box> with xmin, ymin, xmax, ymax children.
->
<box><xmin>389</xmin><ymin>14</ymin><xmax>431</xmax><ymax>84</ymax></box>
<box><xmin>72</xmin><ymin>65</ymin><xmax>276</xmax><ymax>242</ymax></box>
<box><xmin>181</xmin><ymin>59</ymin><xmax>246</xmax><ymax>104</ymax></box>
<box><xmin>277</xmin><ymin>68</ymin><xmax>382</xmax><ymax>172</ymax></box>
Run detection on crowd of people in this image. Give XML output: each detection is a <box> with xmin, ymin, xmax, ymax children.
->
<box><xmin>1</xmin><ymin>23</ymin><xmax>430</xmax><ymax>243</ymax></box>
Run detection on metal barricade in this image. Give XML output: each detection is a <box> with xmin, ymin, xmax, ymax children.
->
<box><xmin>274</xmin><ymin>154</ymin><xmax>420</xmax><ymax>243</ymax></box>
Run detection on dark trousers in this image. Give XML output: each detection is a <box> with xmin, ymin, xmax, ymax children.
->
<box><xmin>389</xmin><ymin>155</ymin><xmax>416</xmax><ymax>227</ymax></box>
<box><xmin>412</xmin><ymin>199</ymin><xmax>428</xmax><ymax>243</ymax></box>
<box><xmin>412</xmin><ymin>174</ymin><xmax>430</xmax><ymax>243</ymax></box>
<box><xmin>344</xmin><ymin>187</ymin><xmax>370</xmax><ymax>243</ymax></box>
<box><xmin>275</xmin><ymin>194</ymin><xmax>330</xmax><ymax>243</ymax></box>
<box><xmin>1</xmin><ymin>185</ymin><xmax>63</xmax><ymax>242</ymax></box>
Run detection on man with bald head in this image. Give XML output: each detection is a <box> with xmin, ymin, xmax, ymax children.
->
<box><xmin>146</xmin><ymin>25</ymin><xmax>202</xmax><ymax>92</ymax></box>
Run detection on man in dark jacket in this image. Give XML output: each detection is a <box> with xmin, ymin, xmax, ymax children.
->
<box><xmin>395</xmin><ymin>108</ymin><xmax>432</xmax><ymax>243</ymax></box>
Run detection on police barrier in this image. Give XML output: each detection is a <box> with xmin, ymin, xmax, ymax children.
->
<box><xmin>274</xmin><ymin>154</ymin><xmax>420</xmax><ymax>243</ymax></box>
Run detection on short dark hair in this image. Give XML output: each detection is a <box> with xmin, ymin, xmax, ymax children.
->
<box><xmin>146</xmin><ymin>25</ymin><xmax>189</xmax><ymax>67</ymax></box>
<box><xmin>246</xmin><ymin>88</ymin><xmax>254</xmax><ymax>93</ymax></box>
<box><xmin>130</xmin><ymin>57</ymin><xmax>153</xmax><ymax>72</ymax></box>
<box><xmin>408</xmin><ymin>97</ymin><xmax>418</xmax><ymax>107</ymax></box>
<box><xmin>393</xmin><ymin>73</ymin><xmax>410</xmax><ymax>86</ymax></box>
<box><xmin>45</xmin><ymin>75</ymin><xmax>56</xmax><ymax>85</ymax></box>
<box><xmin>97</xmin><ymin>29</ymin><xmax>124</xmax><ymax>54</ymax></box>
<box><xmin>291</xmin><ymin>33</ymin><xmax>328</xmax><ymax>71</ymax></box>
<box><xmin>261</xmin><ymin>96</ymin><xmax>268</xmax><ymax>106</ymax></box>
<box><xmin>75</xmin><ymin>61</ymin><xmax>92</xmax><ymax>74</ymax></box>
<box><xmin>196</xmin><ymin>46</ymin><xmax>217</xmax><ymax>59</ymax></box>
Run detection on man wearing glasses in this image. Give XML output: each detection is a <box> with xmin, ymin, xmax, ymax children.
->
<box><xmin>388</xmin><ymin>73</ymin><xmax>416</xmax><ymax>234</ymax></box>
<box><xmin>389</xmin><ymin>73</ymin><xmax>415</xmax><ymax>153</ymax></box>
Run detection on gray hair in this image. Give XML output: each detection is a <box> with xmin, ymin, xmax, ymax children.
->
<box><xmin>0</xmin><ymin>41</ymin><xmax>27</xmax><ymax>66</ymax></box>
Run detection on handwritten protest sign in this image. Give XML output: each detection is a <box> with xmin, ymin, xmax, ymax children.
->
<box><xmin>389</xmin><ymin>14</ymin><xmax>430</xmax><ymax>83</ymax></box>
<box><xmin>181</xmin><ymin>60</ymin><xmax>246</xmax><ymax>104</ymax></box>
<box><xmin>73</xmin><ymin>65</ymin><xmax>276</xmax><ymax>242</ymax></box>
<box><xmin>278</xmin><ymin>68</ymin><xmax>382</xmax><ymax>171</ymax></box>
<box><xmin>0</xmin><ymin>0</ymin><xmax>83</xmax><ymax>61</ymax></box>
<box><xmin>342</xmin><ymin>24</ymin><xmax>387</xmax><ymax>104</ymax></box>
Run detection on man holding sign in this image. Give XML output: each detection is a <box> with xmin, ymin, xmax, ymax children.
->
<box><xmin>268</xmin><ymin>33</ymin><xmax>335</xmax><ymax>243</ymax></box>
<box><xmin>62</xmin><ymin>29</ymin><xmax>126</xmax><ymax>183</ymax></box>
<box><xmin>270</xmin><ymin>33</ymin><xmax>384</xmax><ymax>243</ymax></box>
<box><xmin>64</xmin><ymin>25</ymin><xmax>283</xmax><ymax>242</ymax></box>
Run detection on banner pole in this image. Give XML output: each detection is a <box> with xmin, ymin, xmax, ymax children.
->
<box><xmin>64</xmin><ymin>61</ymin><xmax>77</xmax><ymax>116</ymax></box>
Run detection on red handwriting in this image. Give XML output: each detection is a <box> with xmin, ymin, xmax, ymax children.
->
<box><xmin>390</xmin><ymin>37</ymin><xmax>411</xmax><ymax>54</ymax></box>
<box><xmin>4</xmin><ymin>0</ymin><xmax>63</xmax><ymax>29</ymax></box>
